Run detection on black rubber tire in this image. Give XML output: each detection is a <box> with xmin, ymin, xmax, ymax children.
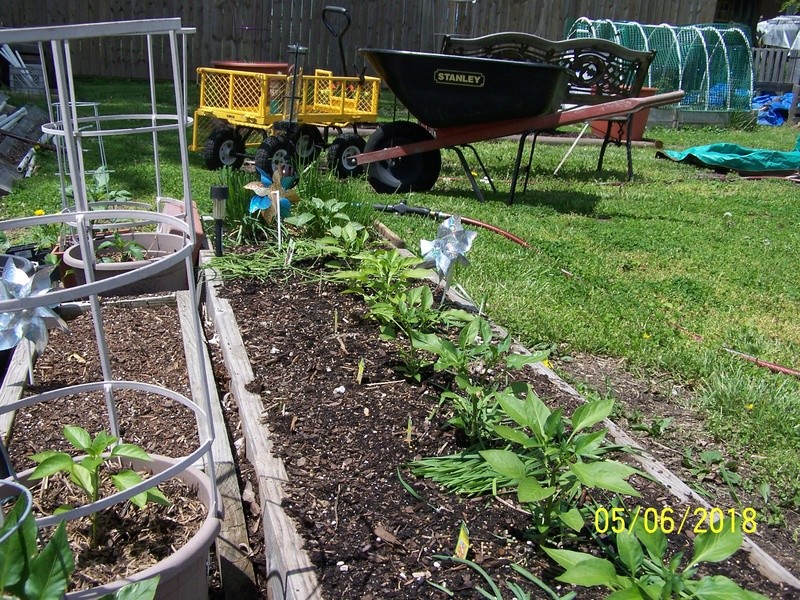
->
<box><xmin>295</xmin><ymin>124</ymin><xmax>325</xmax><ymax>163</ymax></box>
<box><xmin>326</xmin><ymin>134</ymin><xmax>366</xmax><ymax>178</ymax></box>
<box><xmin>203</xmin><ymin>127</ymin><xmax>245</xmax><ymax>170</ymax></box>
<box><xmin>254</xmin><ymin>136</ymin><xmax>296</xmax><ymax>175</ymax></box>
<box><xmin>363</xmin><ymin>121</ymin><xmax>441</xmax><ymax>193</ymax></box>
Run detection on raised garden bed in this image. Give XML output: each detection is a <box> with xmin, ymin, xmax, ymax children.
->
<box><xmin>201</xmin><ymin>248</ymin><xmax>800</xmax><ymax>599</ymax></box>
<box><xmin>2</xmin><ymin>248</ymin><xmax>798</xmax><ymax>599</ymax></box>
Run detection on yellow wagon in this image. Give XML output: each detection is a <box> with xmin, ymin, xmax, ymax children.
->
<box><xmin>190</xmin><ymin>65</ymin><xmax>380</xmax><ymax>176</ymax></box>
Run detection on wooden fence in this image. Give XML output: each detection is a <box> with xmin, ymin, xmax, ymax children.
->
<box><xmin>753</xmin><ymin>47</ymin><xmax>800</xmax><ymax>91</ymax></box>
<box><xmin>1</xmin><ymin>0</ymin><xmax>717</xmax><ymax>80</ymax></box>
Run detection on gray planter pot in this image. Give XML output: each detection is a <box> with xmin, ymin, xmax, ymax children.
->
<box><xmin>63</xmin><ymin>232</ymin><xmax>190</xmax><ymax>297</ymax></box>
<box><xmin>16</xmin><ymin>454</ymin><xmax>221</xmax><ymax>600</ymax></box>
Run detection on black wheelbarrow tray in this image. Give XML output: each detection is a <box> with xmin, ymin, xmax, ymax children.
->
<box><xmin>355</xmin><ymin>48</ymin><xmax>684</xmax><ymax>195</ymax></box>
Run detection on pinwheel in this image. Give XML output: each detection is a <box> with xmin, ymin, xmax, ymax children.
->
<box><xmin>0</xmin><ymin>258</ymin><xmax>68</xmax><ymax>353</ymax></box>
<box><xmin>420</xmin><ymin>215</ymin><xmax>477</xmax><ymax>296</ymax></box>
<box><xmin>245</xmin><ymin>166</ymin><xmax>301</xmax><ymax>223</ymax></box>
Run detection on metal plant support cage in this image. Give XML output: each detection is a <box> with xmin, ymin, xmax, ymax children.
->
<box><xmin>0</xmin><ymin>18</ymin><xmax>220</xmax><ymax>598</ymax></box>
<box><xmin>568</xmin><ymin>18</ymin><xmax>754</xmax><ymax>112</ymax></box>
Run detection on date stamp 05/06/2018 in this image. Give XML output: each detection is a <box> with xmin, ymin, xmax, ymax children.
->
<box><xmin>593</xmin><ymin>506</ymin><xmax>758</xmax><ymax>536</ymax></box>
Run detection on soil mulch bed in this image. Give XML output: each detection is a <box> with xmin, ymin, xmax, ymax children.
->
<box><xmin>217</xmin><ymin>271</ymin><xmax>799</xmax><ymax>599</ymax></box>
<box><xmin>4</xmin><ymin>273</ymin><xmax>799</xmax><ymax>598</ymax></box>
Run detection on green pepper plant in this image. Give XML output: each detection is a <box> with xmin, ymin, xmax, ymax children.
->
<box><xmin>28</xmin><ymin>426</ymin><xmax>170</xmax><ymax>548</ymax></box>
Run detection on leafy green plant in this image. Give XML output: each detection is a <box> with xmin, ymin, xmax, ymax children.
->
<box><xmin>66</xmin><ymin>166</ymin><xmax>132</xmax><ymax>203</ymax></box>
<box><xmin>285</xmin><ymin>196</ymin><xmax>354</xmax><ymax>240</ymax></box>
<box><xmin>0</xmin><ymin>496</ymin><xmax>160</xmax><ymax>599</ymax></box>
<box><xmin>412</xmin><ymin>317</ymin><xmax>546</xmax><ymax>443</ymax></box>
<box><xmin>543</xmin><ymin>516</ymin><xmax>767</xmax><ymax>599</ymax></box>
<box><xmin>414</xmin><ymin>388</ymin><xmax>639</xmax><ymax>540</ymax></box>
<box><xmin>414</xmin><ymin>317</ymin><xmax>543</xmax><ymax>386</ymax></box>
<box><xmin>96</xmin><ymin>232</ymin><xmax>147</xmax><ymax>262</ymax></box>
<box><xmin>312</xmin><ymin>220</ymin><xmax>371</xmax><ymax>257</ymax></box>
<box><xmin>28</xmin><ymin>426</ymin><xmax>170</xmax><ymax>548</ymax></box>
<box><xmin>430</xmin><ymin>554</ymin><xmax>576</xmax><ymax>599</ymax></box>
<box><xmin>368</xmin><ymin>284</ymin><xmax>474</xmax><ymax>381</ymax></box>
<box><xmin>332</xmin><ymin>248</ymin><xmax>432</xmax><ymax>303</ymax></box>
<box><xmin>682</xmin><ymin>448</ymin><xmax>741</xmax><ymax>503</ymax></box>
<box><xmin>481</xmin><ymin>389</ymin><xmax>639</xmax><ymax>539</ymax></box>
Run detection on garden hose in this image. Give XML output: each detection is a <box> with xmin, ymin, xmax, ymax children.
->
<box><xmin>372</xmin><ymin>202</ymin><xmax>531</xmax><ymax>248</ymax></box>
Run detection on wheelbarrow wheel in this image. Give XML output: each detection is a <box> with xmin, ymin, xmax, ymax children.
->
<box><xmin>364</xmin><ymin>121</ymin><xmax>441</xmax><ymax>193</ymax></box>
<box><xmin>327</xmin><ymin>133</ymin><xmax>365</xmax><ymax>178</ymax></box>
<box><xmin>295</xmin><ymin>125</ymin><xmax>324</xmax><ymax>163</ymax></box>
<box><xmin>203</xmin><ymin>127</ymin><xmax>245</xmax><ymax>170</ymax></box>
<box><xmin>255</xmin><ymin>135</ymin><xmax>296</xmax><ymax>174</ymax></box>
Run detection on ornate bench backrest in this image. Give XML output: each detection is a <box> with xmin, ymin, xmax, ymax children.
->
<box><xmin>441</xmin><ymin>32</ymin><xmax>656</xmax><ymax>106</ymax></box>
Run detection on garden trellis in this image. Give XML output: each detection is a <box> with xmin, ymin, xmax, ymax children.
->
<box><xmin>568</xmin><ymin>18</ymin><xmax>753</xmax><ymax>112</ymax></box>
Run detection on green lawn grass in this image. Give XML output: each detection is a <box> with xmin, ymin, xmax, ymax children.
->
<box><xmin>3</xmin><ymin>78</ymin><xmax>799</xmax><ymax>516</ymax></box>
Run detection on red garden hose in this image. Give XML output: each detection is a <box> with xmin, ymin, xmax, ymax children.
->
<box><xmin>373</xmin><ymin>202</ymin><xmax>531</xmax><ymax>248</ymax></box>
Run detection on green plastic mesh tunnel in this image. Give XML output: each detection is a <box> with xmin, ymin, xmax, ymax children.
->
<box><xmin>567</xmin><ymin>19</ymin><xmax>754</xmax><ymax>111</ymax></box>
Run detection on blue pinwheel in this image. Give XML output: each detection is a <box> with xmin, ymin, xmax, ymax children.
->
<box><xmin>245</xmin><ymin>166</ymin><xmax>301</xmax><ymax>223</ymax></box>
<box><xmin>0</xmin><ymin>258</ymin><xmax>68</xmax><ymax>353</ymax></box>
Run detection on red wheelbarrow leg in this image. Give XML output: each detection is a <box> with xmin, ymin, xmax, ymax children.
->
<box><xmin>355</xmin><ymin>91</ymin><xmax>685</xmax><ymax>194</ymax></box>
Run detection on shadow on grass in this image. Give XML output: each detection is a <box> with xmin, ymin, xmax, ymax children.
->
<box><xmin>496</xmin><ymin>189</ymin><xmax>601</xmax><ymax>215</ymax></box>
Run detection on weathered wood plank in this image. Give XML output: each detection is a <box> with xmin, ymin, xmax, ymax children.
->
<box><xmin>177</xmin><ymin>290</ymin><xmax>258</xmax><ymax>600</ymax></box>
<box><xmin>0</xmin><ymin>340</ymin><xmax>35</xmax><ymax>446</ymax></box>
<box><xmin>201</xmin><ymin>252</ymin><xmax>322</xmax><ymax>600</ymax></box>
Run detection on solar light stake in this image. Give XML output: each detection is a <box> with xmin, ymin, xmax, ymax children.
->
<box><xmin>211</xmin><ymin>185</ymin><xmax>228</xmax><ymax>257</ymax></box>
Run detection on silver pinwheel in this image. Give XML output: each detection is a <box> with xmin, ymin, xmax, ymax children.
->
<box><xmin>0</xmin><ymin>258</ymin><xmax>68</xmax><ymax>353</ymax></box>
<box><xmin>420</xmin><ymin>215</ymin><xmax>477</xmax><ymax>297</ymax></box>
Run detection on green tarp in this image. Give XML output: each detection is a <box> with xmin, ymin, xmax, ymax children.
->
<box><xmin>657</xmin><ymin>136</ymin><xmax>800</xmax><ymax>175</ymax></box>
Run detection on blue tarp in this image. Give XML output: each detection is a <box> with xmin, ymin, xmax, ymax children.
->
<box><xmin>657</xmin><ymin>136</ymin><xmax>800</xmax><ymax>175</ymax></box>
<box><xmin>752</xmin><ymin>92</ymin><xmax>796</xmax><ymax>126</ymax></box>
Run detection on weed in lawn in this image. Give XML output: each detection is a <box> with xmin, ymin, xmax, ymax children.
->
<box><xmin>630</xmin><ymin>416</ymin><xmax>673</xmax><ymax>438</ymax></box>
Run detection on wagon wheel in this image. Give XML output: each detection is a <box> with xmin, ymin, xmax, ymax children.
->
<box><xmin>327</xmin><ymin>133</ymin><xmax>366</xmax><ymax>178</ymax></box>
<box><xmin>203</xmin><ymin>127</ymin><xmax>245</xmax><ymax>170</ymax></box>
<box><xmin>254</xmin><ymin>135</ymin><xmax>296</xmax><ymax>174</ymax></box>
<box><xmin>295</xmin><ymin>124</ymin><xmax>325</xmax><ymax>163</ymax></box>
<box><xmin>364</xmin><ymin>121</ymin><xmax>441</xmax><ymax>193</ymax></box>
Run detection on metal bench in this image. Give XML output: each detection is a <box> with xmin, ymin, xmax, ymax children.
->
<box><xmin>442</xmin><ymin>32</ymin><xmax>656</xmax><ymax>200</ymax></box>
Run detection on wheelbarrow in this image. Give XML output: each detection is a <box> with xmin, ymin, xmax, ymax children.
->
<box><xmin>354</xmin><ymin>48</ymin><xmax>685</xmax><ymax>200</ymax></box>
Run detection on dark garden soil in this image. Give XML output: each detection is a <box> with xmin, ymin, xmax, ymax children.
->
<box><xmin>5</xmin><ymin>271</ymin><xmax>799</xmax><ymax>598</ymax></box>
